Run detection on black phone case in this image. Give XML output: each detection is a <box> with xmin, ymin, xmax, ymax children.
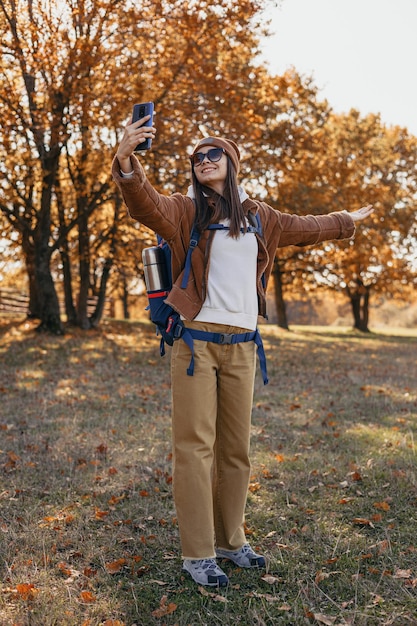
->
<box><xmin>132</xmin><ymin>102</ymin><xmax>154</xmax><ymax>151</ymax></box>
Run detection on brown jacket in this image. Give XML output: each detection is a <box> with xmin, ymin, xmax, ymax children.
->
<box><xmin>112</xmin><ymin>155</ymin><xmax>355</xmax><ymax>321</ymax></box>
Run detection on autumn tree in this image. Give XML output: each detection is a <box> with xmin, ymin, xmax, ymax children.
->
<box><xmin>0</xmin><ymin>0</ymin><xmax>129</xmax><ymax>331</ymax></box>
<box><xmin>230</xmin><ymin>75</ymin><xmax>417</xmax><ymax>332</ymax></box>
<box><xmin>0</xmin><ymin>0</ymin><xmax>278</xmax><ymax>331</ymax></box>
<box><xmin>278</xmin><ymin>111</ymin><xmax>417</xmax><ymax>331</ymax></box>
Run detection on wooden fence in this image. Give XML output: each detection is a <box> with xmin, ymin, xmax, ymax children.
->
<box><xmin>0</xmin><ymin>287</ymin><xmax>113</xmax><ymax>317</ymax></box>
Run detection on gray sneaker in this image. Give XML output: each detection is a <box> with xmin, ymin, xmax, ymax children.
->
<box><xmin>216</xmin><ymin>543</ymin><xmax>266</xmax><ymax>568</ymax></box>
<box><xmin>182</xmin><ymin>558</ymin><xmax>229</xmax><ymax>587</ymax></box>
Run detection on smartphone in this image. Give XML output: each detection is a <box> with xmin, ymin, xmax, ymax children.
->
<box><xmin>132</xmin><ymin>102</ymin><xmax>154</xmax><ymax>151</ymax></box>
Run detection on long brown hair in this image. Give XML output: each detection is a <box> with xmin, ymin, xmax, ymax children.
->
<box><xmin>191</xmin><ymin>156</ymin><xmax>247</xmax><ymax>238</ymax></box>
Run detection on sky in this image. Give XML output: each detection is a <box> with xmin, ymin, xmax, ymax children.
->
<box><xmin>260</xmin><ymin>0</ymin><xmax>417</xmax><ymax>136</ymax></box>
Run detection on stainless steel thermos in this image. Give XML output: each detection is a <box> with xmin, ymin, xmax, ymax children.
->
<box><xmin>142</xmin><ymin>247</ymin><xmax>169</xmax><ymax>292</ymax></box>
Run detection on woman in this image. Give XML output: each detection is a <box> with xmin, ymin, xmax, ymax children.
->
<box><xmin>112</xmin><ymin>112</ymin><xmax>373</xmax><ymax>588</ymax></box>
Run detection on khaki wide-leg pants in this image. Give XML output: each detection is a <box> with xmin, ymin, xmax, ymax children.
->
<box><xmin>171</xmin><ymin>321</ymin><xmax>257</xmax><ymax>559</ymax></box>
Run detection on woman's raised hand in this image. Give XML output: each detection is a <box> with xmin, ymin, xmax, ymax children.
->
<box><xmin>349</xmin><ymin>204</ymin><xmax>374</xmax><ymax>222</ymax></box>
<box><xmin>116</xmin><ymin>115</ymin><xmax>157</xmax><ymax>172</ymax></box>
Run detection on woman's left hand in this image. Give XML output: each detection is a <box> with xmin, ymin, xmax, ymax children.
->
<box><xmin>350</xmin><ymin>204</ymin><xmax>374</xmax><ymax>222</ymax></box>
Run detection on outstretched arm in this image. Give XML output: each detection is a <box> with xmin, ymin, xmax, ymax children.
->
<box><xmin>349</xmin><ymin>204</ymin><xmax>374</xmax><ymax>222</ymax></box>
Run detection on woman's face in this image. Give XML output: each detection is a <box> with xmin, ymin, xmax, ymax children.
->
<box><xmin>192</xmin><ymin>146</ymin><xmax>228</xmax><ymax>195</ymax></box>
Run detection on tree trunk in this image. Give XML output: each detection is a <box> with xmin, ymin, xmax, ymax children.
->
<box><xmin>272</xmin><ymin>258</ymin><xmax>289</xmax><ymax>330</ymax></box>
<box><xmin>56</xmin><ymin>182</ymin><xmax>77</xmax><ymax>325</ymax></box>
<box><xmin>34</xmin><ymin>247</ymin><xmax>63</xmax><ymax>334</ymax></box>
<box><xmin>347</xmin><ymin>281</ymin><xmax>371</xmax><ymax>332</ymax></box>
<box><xmin>20</xmin><ymin>215</ymin><xmax>61</xmax><ymax>330</ymax></box>
<box><xmin>77</xmin><ymin>208</ymin><xmax>91</xmax><ymax>329</ymax></box>
<box><xmin>21</xmin><ymin>232</ymin><xmax>41</xmax><ymax>319</ymax></box>
<box><xmin>90</xmin><ymin>257</ymin><xmax>113</xmax><ymax>328</ymax></box>
<box><xmin>90</xmin><ymin>194</ymin><xmax>121</xmax><ymax>327</ymax></box>
<box><xmin>33</xmin><ymin>152</ymin><xmax>63</xmax><ymax>334</ymax></box>
<box><xmin>121</xmin><ymin>275</ymin><xmax>130</xmax><ymax>320</ymax></box>
<box><xmin>61</xmin><ymin>246</ymin><xmax>77</xmax><ymax>325</ymax></box>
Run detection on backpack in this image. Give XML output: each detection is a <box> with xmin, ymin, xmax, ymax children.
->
<box><xmin>142</xmin><ymin>223</ymin><xmax>201</xmax><ymax>355</ymax></box>
<box><xmin>142</xmin><ymin>214</ymin><xmax>269</xmax><ymax>384</ymax></box>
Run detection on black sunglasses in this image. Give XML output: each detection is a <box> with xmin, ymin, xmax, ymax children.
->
<box><xmin>190</xmin><ymin>147</ymin><xmax>225</xmax><ymax>167</ymax></box>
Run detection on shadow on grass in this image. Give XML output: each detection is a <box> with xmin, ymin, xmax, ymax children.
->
<box><xmin>285</xmin><ymin>323</ymin><xmax>417</xmax><ymax>343</ymax></box>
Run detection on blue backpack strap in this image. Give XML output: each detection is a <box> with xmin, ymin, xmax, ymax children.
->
<box><xmin>253</xmin><ymin>329</ymin><xmax>268</xmax><ymax>384</ymax></box>
<box><xmin>181</xmin><ymin>327</ymin><xmax>269</xmax><ymax>385</ymax></box>
<box><xmin>252</xmin><ymin>212</ymin><xmax>266</xmax><ymax>290</ymax></box>
<box><xmin>181</xmin><ymin>224</ymin><xmax>201</xmax><ymax>289</ymax></box>
<box><xmin>255</xmin><ymin>212</ymin><xmax>262</xmax><ymax>236</ymax></box>
<box><xmin>207</xmin><ymin>223</ymin><xmax>258</xmax><ymax>233</ymax></box>
<box><xmin>207</xmin><ymin>224</ymin><xmax>227</xmax><ymax>231</ymax></box>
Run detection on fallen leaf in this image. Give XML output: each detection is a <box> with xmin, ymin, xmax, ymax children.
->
<box><xmin>313</xmin><ymin>613</ymin><xmax>337</xmax><ymax>625</ymax></box>
<box><xmin>377</xmin><ymin>539</ymin><xmax>389</xmax><ymax>553</ymax></box>
<box><xmin>83</xmin><ymin>567</ymin><xmax>97</xmax><ymax>578</ymax></box>
<box><xmin>244</xmin><ymin>522</ymin><xmax>254</xmax><ymax>535</ymax></box>
<box><xmin>339</xmin><ymin>498</ymin><xmax>354</xmax><ymax>504</ymax></box>
<box><xmin>373</xmin><ymin>501</ymin><xmax>390</xmax><ymax>511</ymax></box>
<box><xmin>394</xmin><ymin>569</ymin><xmax>412</xmax><ymax>579</ymax></box>
<box><xmin>315</xmin><ymin>570</ymin><xmax>342</xmax><ymax>584</ymax></box>
<box><xmin>80</xmin><ymin>591</ymin><xmax>96</xmax><ymax>603</ymax></box>
<box><xmin>368</xmin><ymin>593</ymin><xmax>384</xmax><ymax>605</ymax></box>
<box><xmin>108</xmin><ymin>494</ymin><xmax>125</xmax><ymax>505</ymax></box>
<box><xmin>261</xmin><ymin>574</ymin><xmax>281</xmax><ymax>585</ymax></box>
<box><xmin>105</xmin><ymin>558</ymin><xmax>126</xmax><ymax>574</ymax></box>
<box><xmin>315</xmin><ymin>570</ymin><xmax>330</xmax><ymax>584</ymax></box>
<box><xmin>198</xmin><ymin>587</ymin><xmax>227</xmax><ymax>602</ymax></box>
<box><xmin>151</xmin><ymin>595</ymin><xmax>177</xmax><ymax>617</ymax></box>
<box><xmin>149</xmin><ymin>579</ymin><xmax>168</xmax><ymax>586</ymax></box>
<box><xmin>15</xmin><ymin>583</ymin><xmax>39</xmax><ymax>601</ymax></box>
<box><xmin>352</xmin><ymin>517</ymin><xmax>374</xmax><ymax>527</ymax></box>
<box><xmin>57</xmin><ymin>562</ymin><xmax>72</xmax><ymax>577</ymax></box>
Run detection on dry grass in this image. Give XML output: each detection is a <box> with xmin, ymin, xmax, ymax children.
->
<box><xmin>1</xmin><ymin>314</ymin><xmax>417</xmax><ymax>625</ymax></box>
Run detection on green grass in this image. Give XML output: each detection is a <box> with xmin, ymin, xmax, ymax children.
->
<box><xmin>1</xmin><ymin>315</ymin><xmax>417</xmax><ymax>625</ymax></box>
